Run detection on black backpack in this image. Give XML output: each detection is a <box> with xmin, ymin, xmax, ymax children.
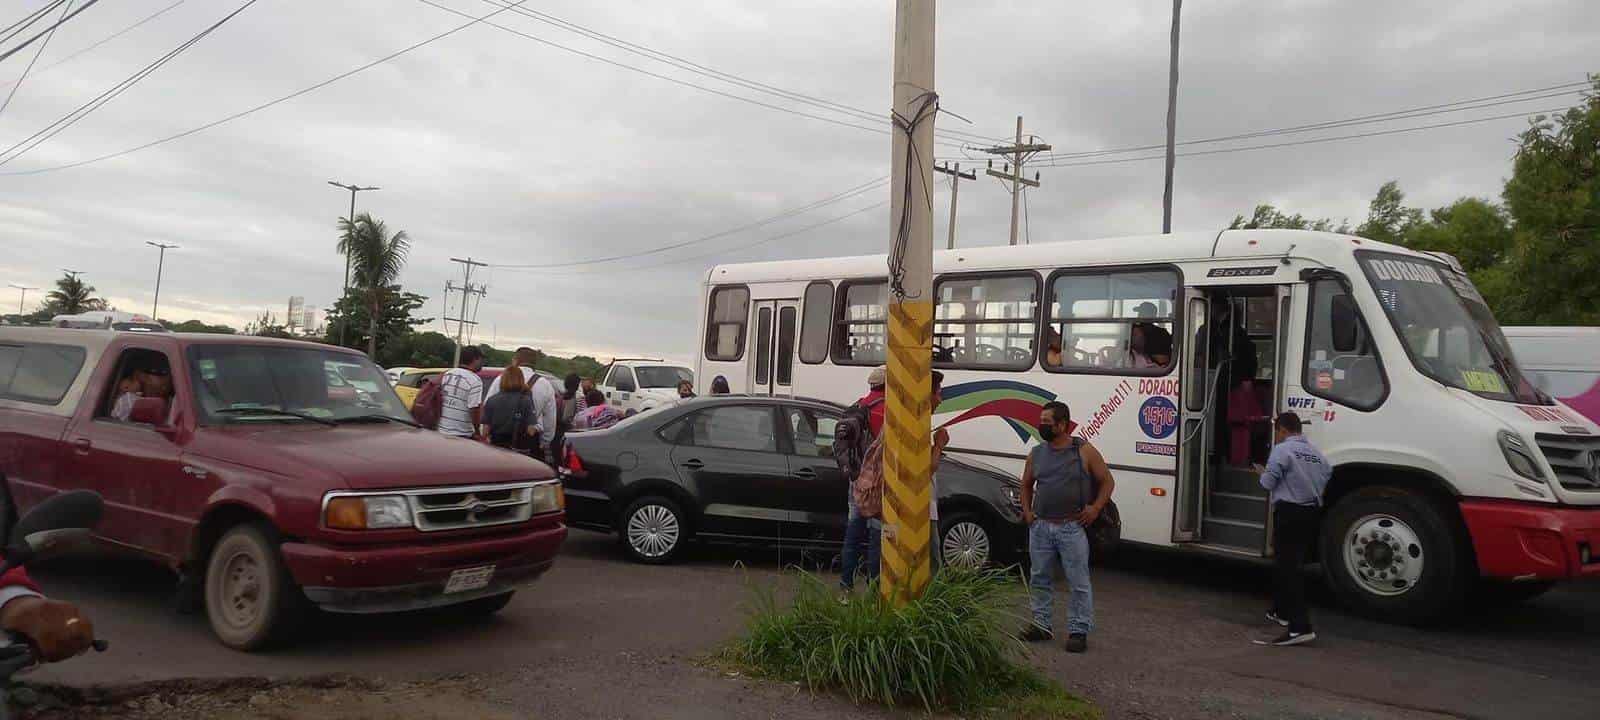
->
<box><xmin>832</xmin><ymin>398</ymin><xmax>882</xmax><ymax>481</ymax></box>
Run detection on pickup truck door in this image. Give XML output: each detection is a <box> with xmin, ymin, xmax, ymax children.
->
<box><xmin>605</xmin><ymin>366</ymin><xmax>638</xmax><ymax>411</ymax></box>
<box><xmin>61</xmin><ymin>339</ymin><xmax>193</xmax><ymax>559</ymax></box>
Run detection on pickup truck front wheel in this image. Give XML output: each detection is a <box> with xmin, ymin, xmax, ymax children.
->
<box><xmin>205</xmin><ymin>524</ymin><xmax>302</xmax><ymax>650</ymax></box>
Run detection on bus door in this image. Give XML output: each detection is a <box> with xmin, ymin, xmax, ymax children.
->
<box><xmin>749</xmin><ymin>299</ymin><xmax>799</xmax><ymax>396</ymax></box>
<box><xmin>1174</xmin><ymin>288</ymin><xmax>1209</xmax><ymax>541</ymax></box>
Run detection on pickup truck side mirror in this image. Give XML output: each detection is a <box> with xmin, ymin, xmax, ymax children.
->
<box><xmin>129</xmin><ymin>397</ymin><xmax>169</xmax><ymax>425</ymax></box>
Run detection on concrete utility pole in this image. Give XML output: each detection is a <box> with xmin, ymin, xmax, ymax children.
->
<box><xmin>1162</xmin><ymin>0</ymin><xmax>1182</xmax><ymax>234</ymax></box>
<box><xmin>8</xmin><ymin>284</ymin><xmax>36</xmax><ymax>314</ymax></box>
<box><xmin>328</xmin><ymin>180</ymin><xmax>379</xmax><ymax>346</ymax></box>
<box><xmin>981</xmin><ymin>117</ymin><xmax>1050</xmax><ymax>245</ymax></box>
<box><xmin>933</xmin><ymin>162</ymin><xmax>976</xmax><ymax>250</ymax></box>
<box><xmin>446</xmin><ymin>257</ymin><xmax>488</xmax><ymax>367</ymax></box>
<box><xmin>881</xmin><ymin>0</ymin><xmax>936</xmax><ymax>606</ymax></box>
<box><xmin>145</xmin><ymin>241</ymin><xmax>177</xmax><ymax>320</ymax></box>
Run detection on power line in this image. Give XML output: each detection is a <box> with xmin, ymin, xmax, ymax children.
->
<box><xmin>466</xmin><ymin>0</ymin><xmax>1005</xmax><ymax>145</ymax></box>
<box><xmin>491</xmin><ymin>175</ymin><xmax>890</xmax><ymax>269</ymax></box>
<box><xmin>1033</xmin><ymin>80</ymin><xmax>1590</xmax><ymax>163</ymax></box>
<box><xmin>0</xmin><ymin>0</ymin><xmax>73</xmax><ymax>119</ymax></box>
<box><xmin>0</xmin><ymin>0</ymin><xmax>68</xmax><ymax>45</ymax></box>
<box><xmin>0</xmin><ymin>0</ymin><xmax>533</xmax><ymax>176</ymax></box>
<box><xmin>415</xmin><ymin>0</ymin><xmax>971</xmax><ymax>151</ymax></box>
<box><xmin>0</xmin><ymin>0</ymin><xmax>102</xmax><ymax>65</ymax></box>
<box><xmin>0</xmin><ymin>1</ymin><xmax>188</xmax><ymax>91</ymax></box>
<box><xmin>0</xmin><ymin>0</ymin><xmax>262</xmax><ymax>169</ymax></box>
<box><xmin>1033</xmin><ymin>105</ymin><xmax>1575</xmax><ymax>169</ymax></box>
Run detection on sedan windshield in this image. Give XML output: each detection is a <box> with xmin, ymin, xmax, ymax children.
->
<box><xmin>1358</xmin><ymin>252</ymin><xmax>1544</xmax><ymax>404</ymax></box>
<box><xmin>636</xmin><ymin>366</ymin><xmax>693</xmax><ymax>388</ymax></box>
<box><xmin>188</xmin><ymin>344</ymin><xmax>412</xmax><ymax>424</ymax></box>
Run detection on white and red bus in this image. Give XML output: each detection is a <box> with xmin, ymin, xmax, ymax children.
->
<box><xmin>696</xmin><ymin>229</ymin><xmax>1600</xmax><ymax>621</ymax></box>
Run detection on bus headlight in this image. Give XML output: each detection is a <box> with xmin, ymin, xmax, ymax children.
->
<box><xmin>1498</xmin><ymin>430</ymin><xmax>1543</xmax><ymax>481</ymax></box>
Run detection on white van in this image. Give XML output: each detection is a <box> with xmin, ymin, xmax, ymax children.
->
<box><xmin>1502</xmin><ymin>326</ymin><xmax>1600</xmax><ymax>425</ymax></box>
<box><xmin>697</xmin><ymin>229</ymin><xmax>1600</xmax><ymax>622</ymax></box>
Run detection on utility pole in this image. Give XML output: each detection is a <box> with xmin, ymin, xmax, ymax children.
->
<box><xmin>446</xmin><ymin>257</ymin><xmax>488</xmax><ymax>367</ymax></box>
<box><xmin>1162</xmin><ymin>0</ymin><xmax>1183</xmax><ymax>233</ymax></box>
<box><xmin>881</xmin><ymin>0</ymin><xmax>936</xmax><ymax>607</ymax></box>
<box><xmin>328</xmin><ymin>180</ymin><xmax>380</xmax><ymax>346</ymax></box>
<box><xmin>145</xmin><ymin>241</ymin><xmax>177</xmax><ymax>320</ymax></box>
<box><xmin>980</xmin><ymin>117</ymin><xmax>1050</xmax><ymax>245</ymax></box>
<box><xmin>8</xmin><ymin>284</ymin><xmax>36</xmax><ymax>315</ymax></box>
<box><xmin>933</xmin><ymin>162</ymin><xmax>975</xmax><ymax>250</ymax></box>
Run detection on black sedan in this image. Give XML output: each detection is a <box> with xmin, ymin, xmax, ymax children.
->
<box><xmin>560</xmin><ymin>395</ymin><xmax>1024</xmax><ymax>566</ymax></box>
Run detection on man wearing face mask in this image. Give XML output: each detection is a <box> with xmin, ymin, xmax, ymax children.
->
<box><xmin>1018</xmin><ymin>401</ymin><xmax>1114</xmax><ymax>653</ymax></box>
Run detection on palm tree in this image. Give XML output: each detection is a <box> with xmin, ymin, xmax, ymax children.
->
<box><xmin>337</xmin><ymin>212</ymin><xmax>411</xmax><ymax>357</ymax></box>
<box><xmin>45</xmin><ymin>272</ymin><xmax>105</xmax><ymax>315</ymax></box>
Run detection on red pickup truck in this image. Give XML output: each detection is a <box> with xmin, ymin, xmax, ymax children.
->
<box><xmin>0</xmin><ymin>328</ymin><xmax>566</xmax><ymax>650</ymax></box>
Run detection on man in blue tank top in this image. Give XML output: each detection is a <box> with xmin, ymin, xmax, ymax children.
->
<box><xmin>1019</xmin><ymin>401</ymin><xmax>1116</xmax><ymax>653</ymax></box>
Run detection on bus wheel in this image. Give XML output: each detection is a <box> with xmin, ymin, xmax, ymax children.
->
<box><xmin>1319</xmin><ymin>487</ymin><xmax>1469</xmax><ymax>625</ymax></box>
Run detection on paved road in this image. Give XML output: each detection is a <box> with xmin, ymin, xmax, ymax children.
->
<box><xmin>26</xmin><ymin>530</ymin><xmax>1600</xmax><ymax>719</ymax></box>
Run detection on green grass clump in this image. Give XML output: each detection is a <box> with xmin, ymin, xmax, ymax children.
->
<box><xmin>724</xmin><ymin>567</ymin><xmax>1097</xmax><ymax>718</ymax></box>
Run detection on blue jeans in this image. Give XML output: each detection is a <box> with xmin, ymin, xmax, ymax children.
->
<box><xmin>840</xmin><ymin>505</ymin><xmax>881</xmax><ymax>590</ymax></box>
<box><xmin>1028</xmin><ymin>520</ymin><xmax>1094</xmax><ymax>636</ymax></box>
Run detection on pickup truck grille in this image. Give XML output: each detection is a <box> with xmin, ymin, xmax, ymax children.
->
<box><xmin>409</xmin><ymin>482</ymin><xmax>538</xmax><ymax>532</ymax></box>
<box><xmin>1535</xmin><ymin>434</ymin><xmax>1600</xmax><ymax>491</ymax></box>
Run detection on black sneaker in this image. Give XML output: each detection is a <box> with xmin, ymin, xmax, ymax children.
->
<box><xmin>1266</xmin><ymin>611</ymin><xmax>1289</xmax><ymax>627</ymax></box>
<box><xmin>1065</xmin><ymin>633</ymin><xmax>1088</xmax><ymax>653</ymax></box>
<box><xmin>1018</xmin><ymin>624</ymin><xmax>1054</xmax><ymax>642</ymax></box>
<box><xmin>1253</xmin><ymin>630</ymin><xmax>1316</xmax><ymax>646</ymax></box>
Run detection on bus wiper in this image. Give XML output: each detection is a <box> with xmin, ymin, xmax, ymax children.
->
<box><xmin>214</xmin><ymin>407</ymin><xmax>337</xmax><ymax>426</ymax></box>
<box><xmin>335</xmin><ymin>414</ymin><xmax>422</xmax><ymax>428</ymax></box>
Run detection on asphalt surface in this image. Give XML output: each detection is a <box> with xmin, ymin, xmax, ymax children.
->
<box><xmin>25</xmin><ymin>530</ymin><xmax>1600</xmax><ymax>720</ymax></box>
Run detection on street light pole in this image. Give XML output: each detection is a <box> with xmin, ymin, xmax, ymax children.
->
<box><xmin>145</xmin><ymin>241</ymin><xmax>178</xmax><ymax>320</ymax></box>
<box><xmin>328</xmin><ymin>180</ymin><xmax>380</xmax><ymax>347</ymax></box>
<box><xmin>7</xmin><ymin>285</ymin><xmax>37</xmax><ymax>315</ymax></box>
<box><xmin>1162</xmin><ymin>0</ymin><xmax>1183</xmax><ymax>234</ymax></box>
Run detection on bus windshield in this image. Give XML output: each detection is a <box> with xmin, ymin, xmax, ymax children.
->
<box><xmin>1358</xmin><ymin>252</ymin><xmax>1544</xmax><ymax>404</ymax></box>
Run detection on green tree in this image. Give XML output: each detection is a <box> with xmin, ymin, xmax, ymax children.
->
<box><xmin>161</xmin><ymin>319</ymin><xmax>238</xmax><ymax>334</ymax></box>
<box><xmin>1499</xmin><ymin>77</ymin><xmax>1600</xmax><ymax>325</ymax></box>
<box><xmin>381</xmin><ymin>330</ymin><xmax>457</xmax><ymax>367</ymax></box>
<box><xmin>1228</xmin><ymin>204</ymin><xmax>1349</xmax><ymax>232</ymax></box>
<box><xmin>324</xmin><ymin>286</ymin><xmax>431</xmax><ymax>364</ymax></box>
<box><xmin>43</xmin><ymin>272</ymin><xmax>106</xmax><ymax>315</ymax></box>
<box><xmin>1356</xmin><ymin>181</ymin><xmax>1425</xmax><ymax>246</ymax></box>
<box><xmin>244</xmin><ymin>312</ymin><xmax>293</xmax><ymax>338</ymax></box>
<box><xmin>337</xmin><ymin>213</ymin><xmax>411</xmax><ymax>358</ymax></box>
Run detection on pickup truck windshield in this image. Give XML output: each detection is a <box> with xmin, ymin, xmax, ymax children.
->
<box><xmin>635</xmin><ymin>366</ymin><xmax>693</xmax><ymax>388</ymax></box>
<box><xmin>1358</xmin><ymin>252</ymin><xmax>1544</xmax><ymax>404</ymax></box>
<box><xmin>188</xmin><ymin>344</ymin><xmax>412</xmax><ymax>425</ymax></box>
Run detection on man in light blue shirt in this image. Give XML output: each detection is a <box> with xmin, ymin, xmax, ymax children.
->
<box><xmin>1254</xmin><ymin>412</ymin><xmax>1330</xmax><ymax>646</ymax></box>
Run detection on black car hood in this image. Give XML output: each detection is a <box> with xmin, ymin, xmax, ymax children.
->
<box><xmin>940</xmin><ymin>454</ymin><xmax>1021</xmax><ymax>488</ymax></box>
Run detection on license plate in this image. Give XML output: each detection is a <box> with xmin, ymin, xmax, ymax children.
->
<box><xmin>443</xmin><ymin>565</ymin><xmax>495</xmax><ymax>594</ymax></box>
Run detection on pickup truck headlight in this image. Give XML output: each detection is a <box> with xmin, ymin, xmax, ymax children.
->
<box><xmin>325</xmin><ymin>495</ymin><xmax>413</xmax><ymax>530</ymax></box>
<box><xmin>1498</xmin><ymin>430</ymin><xmax>1543</xmax><ymax>481</ymax></box>
<box><xmin>531</xmin><ymin>483</ymin><xmax>565</xmax><ymax>514</ymax></box>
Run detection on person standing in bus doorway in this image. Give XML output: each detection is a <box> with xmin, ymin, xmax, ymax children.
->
<box><xmin>1253</xmin><ymin>411</ymin><xmax>1330</xmax><ymax>646</ymax></box>
<box><xmin>1019</xmin><ymin>401</ymin><xmax>1115</xmax><ymax>653</ymax></box>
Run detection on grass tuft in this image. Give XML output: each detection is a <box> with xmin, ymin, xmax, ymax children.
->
<box><xmin>723</xmin><ymin>567</ymin><xmax>1097</xmax><ymax>719</ymax></box>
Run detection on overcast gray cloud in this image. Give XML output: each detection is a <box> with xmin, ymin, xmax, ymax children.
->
<box><xmin>1</xmin><ymin>0</ymin><xmax>1594</xmax><ymax>361</ymax></box>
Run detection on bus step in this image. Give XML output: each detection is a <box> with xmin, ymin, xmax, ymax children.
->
<box><xmin>1203</xmin><ymin>515</ymin><xmax>1265</xmax><ymax>550</ymax></box>
<box><xmin>1211</xmin><ymin>466</ymin><xmax>1269</xmax><ymax>496</ymax></box>
<box><xmin>1208</xmin><ymin>491</ymin><xmax>1266</xmax><ymax>523</ymax></box>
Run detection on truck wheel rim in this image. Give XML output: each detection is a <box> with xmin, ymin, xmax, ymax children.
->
<box><xmin>220</xmin><ymin>551</ymin><xmax>263</xmax><ymax>628</ymax></box>
<box><xmin>1343</xmin><ymin>514</ymin><xmax>1424</xmax><ymax>597</ymax></box>
<box><xmin>942</xmin><ymin>521</ymin><xmax>990</xmax><ymax>569</ymax></box>
<box><xmin>627</xmin><ymin>505</ymin><xmax>680</xmax><ymax>558</ymax></box>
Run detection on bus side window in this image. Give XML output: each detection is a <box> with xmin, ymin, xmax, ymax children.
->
<box><xmin>1305</xmin><ymin>279</ymin><xmax>1386</xmax><ymax>409</ymax></box>
<box><xmin>799</xmin><ymin>281</ymin><xmax>833</xmax><ymax>365</ymax></box>
<box><xmin>705</xmin><ymin>286</ymin><xmax>750</xmax><ymax>362</ymax></box>
<box><xmin>833</xmin><ymin>281</ymin><xmax>887</xmax><ymax>365</ymax></box>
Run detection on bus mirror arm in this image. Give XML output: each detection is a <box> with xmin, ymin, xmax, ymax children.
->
<box><xmin>1299</xmin><ymin>267</ymin><xmax>1353</xmax><ymax>293</ymax></box>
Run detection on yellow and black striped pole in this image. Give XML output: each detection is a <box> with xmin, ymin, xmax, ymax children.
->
<box><xmin>881</xmin><ymin>0</ymin><xmax>936</xmax><ymax>606</ymax></box>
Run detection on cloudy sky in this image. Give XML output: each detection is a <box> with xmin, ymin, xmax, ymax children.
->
<box><xmin>1</xmin><ymin>0</ymin><xmax>1594</xmax><ymax>361</ymax></box>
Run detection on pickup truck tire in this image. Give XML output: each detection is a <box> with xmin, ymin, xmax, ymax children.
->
<box><xmin>619</xmin><ymin>496</ymin><xmax>687</xmax><ymax>564</ymax></box>
<box><xmin>205</xmin><ymin>524</ymin><xmax>301</xmax><ymax>650</ymax></box>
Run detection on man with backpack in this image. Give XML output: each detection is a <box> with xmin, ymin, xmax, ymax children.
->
<box><xmin>836</xmin><ymin>366</ymin><xmax>887</xmax><ymax>592</ymax></box>
<box><xmin>1019</xmin><ymin>401</ymin><xmax>1115</xmax><ymax>654</ymax></box>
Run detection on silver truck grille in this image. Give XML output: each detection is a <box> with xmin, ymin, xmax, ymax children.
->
<box><xmin>1535</xmin><ymin>434</ymin><xmax>1600</xmax><ymax>491</ymax></box>
<box><xmin>408</xmin><ymin>482</ymin><xmax>537</xmax><ymax>531</ymax></box>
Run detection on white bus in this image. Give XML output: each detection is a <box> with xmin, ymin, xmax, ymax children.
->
<box><xmin>696</xmin><ymin>229</ymin><xmax>1600</xmax><ymax>621</ymax></box>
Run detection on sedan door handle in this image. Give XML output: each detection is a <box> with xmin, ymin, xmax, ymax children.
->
<box><xmin>680</xmin><ymin>459</ymin><xmax>705</xmax><ymax>470</ymax></box>
<box><xmin>792</xmin><ymin>467</ymin><xmax>816</xmax><ymax>479</ymax></box>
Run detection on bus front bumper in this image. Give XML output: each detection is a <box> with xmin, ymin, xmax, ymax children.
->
<box><xmin>1460</xmin><ymin>499</ymin><xmax>1600</xmax><ymax>580</ymax></box>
